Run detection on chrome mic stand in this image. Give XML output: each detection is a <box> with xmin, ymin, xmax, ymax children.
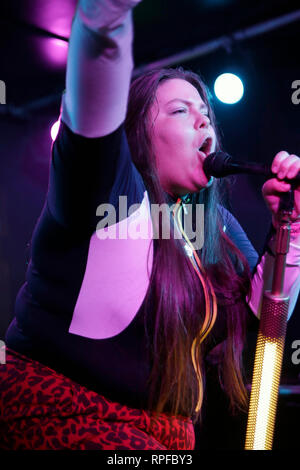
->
<box><xmin>245</xmin><ymin>189</ymin><xmax>295</xmax><ymax>450</ymax></box>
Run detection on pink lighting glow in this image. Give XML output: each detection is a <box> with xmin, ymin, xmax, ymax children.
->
<box><xmin>42</xmin><ymin>38</ymin><xmax>68</xmax><ymax>67</ymax></box>
<box><xmin>28</xmin><ymin>0</ymin><xmax>75</xmax><ymax>38</ymax></box>
<box><xmin>27</xmin><ymin>0</ymin><xmax>75</xmax><ymax>68</ymax></box>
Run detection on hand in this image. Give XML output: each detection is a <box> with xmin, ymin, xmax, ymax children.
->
<box><xmin>262</xmin><ymin>151</ymin><xmax>300</xmax><ymax>228</ymax></box>
<box><xmin>77</xmin><ymin>0</ymin><xmax>142</xmax><ymax>31</ymax></box>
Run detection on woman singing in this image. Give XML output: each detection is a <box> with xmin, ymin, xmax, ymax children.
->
<box><xmin>1</xmin><ymin>0</ymin><xmax>300</xmax><ymax>450</ymax></box>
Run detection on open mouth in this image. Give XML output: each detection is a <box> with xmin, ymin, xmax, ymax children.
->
<box><xmin>198</xmin><ymin>137</ymin><xmax>212</xmax><ymax>156</ymax></box>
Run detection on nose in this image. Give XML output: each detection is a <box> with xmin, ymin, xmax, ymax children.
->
<box><xmin>200</xmin><ymin>114</ymin><xmax>210</xmax><ymax>128</ymax></box>
<box><xmin>196</xmin><ymin>112</ymin><xmax>210</xmax><ymax>129</ymax></box>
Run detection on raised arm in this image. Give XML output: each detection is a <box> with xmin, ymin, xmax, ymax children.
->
<box><xmin>61</xmin><ymin>0</ymin><xmax>142</xmax><ymax>138</ymax></box>
<box><xmin>47</xmin><ymin>0</ymin><xmax>145</xmax><ymax>229</ymax></box>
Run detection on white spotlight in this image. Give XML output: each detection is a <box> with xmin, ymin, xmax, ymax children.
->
<box><xmin>51</xmin><ymin>120</ymin><xmax>61</xmax><ymax>141</ymax></box>
<box><xmin>214</xmin><ymin>73</ymin><xmax>244</xmax><ymax>104</ymax></box>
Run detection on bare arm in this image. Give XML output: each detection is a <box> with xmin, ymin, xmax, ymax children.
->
<box><xmin>61</xmin><ymin>0</ymin><xmax>142</xmax><ymax>138</ymax></box>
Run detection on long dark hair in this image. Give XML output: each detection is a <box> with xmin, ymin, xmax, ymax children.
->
<box><xmin>125</xmin><ymin>67</ymin><xmax>251</xmax><ymax>421</ymax></box>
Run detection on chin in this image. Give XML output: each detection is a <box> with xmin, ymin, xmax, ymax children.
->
<box><xmin>197</xmin><ymin>173</ymin><xmax>212</xmax><ymax>190</ymax></box>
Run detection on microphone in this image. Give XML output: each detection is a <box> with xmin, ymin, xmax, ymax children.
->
<box><xmin>203</xmin><ymin>151</ymin><xmax>300</xmax><ymax>184</ymax></box>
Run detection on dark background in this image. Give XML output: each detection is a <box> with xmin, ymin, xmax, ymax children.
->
<box><xmin>0</xmin><ymin>0</ymin><xmax>299</xmax><ymax>450</ymax></box>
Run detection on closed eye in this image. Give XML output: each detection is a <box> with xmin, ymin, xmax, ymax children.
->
<box><xmin>172</xmin><ymin>109</ymin><xmax>187</xmax><ymax>114</ymax></box>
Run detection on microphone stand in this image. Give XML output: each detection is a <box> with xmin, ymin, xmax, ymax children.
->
<box><xmin>245</xmin><ymin>189</ymin><xmax>295</xmax><ymax>450</ymax></box>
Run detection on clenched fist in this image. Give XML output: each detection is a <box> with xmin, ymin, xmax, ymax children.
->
<box><xmin>262</xmin><ymin>151</ymin><xmax>300</xmax><ymax>228</ymax></box>
<box><xmin>77</xmin><ymin>0</ymin><xmax>143</xmax><ymax>31</ymax></box>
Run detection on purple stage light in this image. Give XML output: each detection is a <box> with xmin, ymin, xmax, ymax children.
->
<box><xmin>28</xmin><ymin>0</ymin><xmax>75</xmax><ymax>68</ymax></box>
<box><xmin>42</xmin><ymin>38</ymin><xmax>68</xmax><ymax>67</ymax></box>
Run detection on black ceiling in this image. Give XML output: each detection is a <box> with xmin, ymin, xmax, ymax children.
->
<box><xmin>1</xmin><ymin>0</ymin><xmax>299</xmax><ymax>106</ymax></box>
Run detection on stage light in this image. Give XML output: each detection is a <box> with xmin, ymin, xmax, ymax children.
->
<box><xmin>44</xmin><ymin>38</ymin><xmax>68</xmax><ymax>67</ymax></box>
<box><xmin>51</xmin><ymin>120</ymin><xmax>60</xmax><ymax>141</ymax></box>
<box><xmin>214</xmin><ymin>73</ymin><xmax>244</xmax><ymax>104</ymax></box>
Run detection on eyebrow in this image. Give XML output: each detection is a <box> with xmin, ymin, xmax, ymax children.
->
<box><xmin>165</xmin><ymin>98</ymin><xmax>208</xmax><ymax>111</ymax></box>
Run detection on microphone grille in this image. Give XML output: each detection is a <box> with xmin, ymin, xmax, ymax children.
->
<box><xmin>203</xmin><ymin>151</ymin><xmax>232</xmax><ymax>178</ymax></box>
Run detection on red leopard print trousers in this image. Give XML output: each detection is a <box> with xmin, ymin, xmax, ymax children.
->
<box><xmin>0</xmin><ymin>348</ymin><xmax>195</xmax><ymax>450</ymax></box>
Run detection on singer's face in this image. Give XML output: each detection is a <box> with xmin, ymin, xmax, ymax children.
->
<box><xmin>150</xmin><ymin>78</ymin><xmax>216</xmax><ymax>196</ymax></box>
